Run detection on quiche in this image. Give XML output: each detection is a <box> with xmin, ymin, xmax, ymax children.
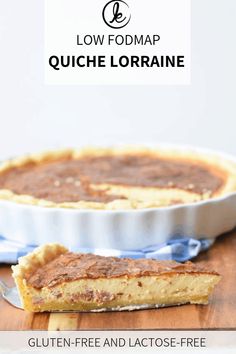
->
<box><xmin>0</xmin><ymin>146</ymin><xmax>236</xmax><ymax>209</ymax></box>
<box><xmin>12</xmin><ymin>243</ymin><xmax>220</xmax><ymax>312</ymax></box>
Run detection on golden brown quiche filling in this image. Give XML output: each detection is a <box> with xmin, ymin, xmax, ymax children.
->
<box><xmin>26</xmin><ymin>252</ymin><xmax>218</xmax><ymax>289</ymax></box>
<box><xmin>0</xmin><ymin>154</ymin><xmax>224</xmax><ymax>204</ymax></box>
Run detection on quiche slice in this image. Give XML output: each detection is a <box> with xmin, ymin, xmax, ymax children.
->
<box><xmin>12</xmin><ymin>244</ymin><xmax>220</xmax><ymax>312</ymax></box>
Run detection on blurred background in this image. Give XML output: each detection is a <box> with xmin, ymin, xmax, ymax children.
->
<box><xmin>0</xmin><ymin>0</ymin><xmax>235</xmax><ymax>159</ymax></box>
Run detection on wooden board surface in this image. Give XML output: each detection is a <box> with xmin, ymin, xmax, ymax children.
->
<box><xmin>0</xmin><ymin>232</ymin><xmax>236</xmax><ymax>330</ymax></box>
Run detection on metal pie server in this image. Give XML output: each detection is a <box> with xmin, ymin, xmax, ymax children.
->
<box><xmin>0</xmin><ymin>279</ymin><xmax>22</xmax><ymax>309</ymax></box>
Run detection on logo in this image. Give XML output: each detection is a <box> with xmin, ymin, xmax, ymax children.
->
<box><xmin>102</xmin><ymin>0</ymin><xmax>131</xmax><ymax>29</ymax></box>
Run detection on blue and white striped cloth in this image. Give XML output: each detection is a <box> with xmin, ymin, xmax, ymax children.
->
<box><xmin>0</xmin><ymin>235</ymin><xmax>214</xmax><ymax>264</ymax></box>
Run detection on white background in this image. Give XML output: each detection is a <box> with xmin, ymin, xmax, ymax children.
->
<box><xmin>0</xmin><ymin>0</ymin><xmax>236</xmax><ymax>160</ymax></box>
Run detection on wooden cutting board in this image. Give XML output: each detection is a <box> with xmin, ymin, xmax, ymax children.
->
<box><xmin>1</xmin><ymin>232</ymin><xmax>236</xmax><ymax>330</ymax></box>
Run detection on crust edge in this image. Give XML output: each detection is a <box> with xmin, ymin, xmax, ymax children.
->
<box><xmin>11</xmin><ymin>243</ymin><xmax>68</xmax><ymax>310</ymax></box>
<box><xmin>12</xmin><ymin>243</ymin><xmax>68</xmax><ymax>280</ymax></box>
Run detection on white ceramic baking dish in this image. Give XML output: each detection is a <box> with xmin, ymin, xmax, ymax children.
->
<box><xmin>0</xmin><ymin>144</ymin><xmax>236</xmax><ymax>250</ymax></box>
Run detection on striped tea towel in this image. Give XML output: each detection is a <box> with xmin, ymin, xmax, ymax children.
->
<box><xmin>0</xmin><ymin>235</ymin><xmax>215</xmax><ymax>264</ymax></box>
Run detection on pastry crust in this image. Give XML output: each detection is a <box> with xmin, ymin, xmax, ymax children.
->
<box><xmin>1</xmin><ymin>146</ymin><xmax>236</xmax><ymax>210</ymax></box>
<box><xmin>12</xmin><ymin>243</ymin><xmax>68</xmax><ymax>279</ymax></box>
<box><xmin>12</xmin><ymin>243</ymin><xmax>221</xmax><ymax>312</ymax></box>
<box><xmin>12</xmin><ymin>244</ymin><xmax>68</xmax><ymax>311</ymax></box>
